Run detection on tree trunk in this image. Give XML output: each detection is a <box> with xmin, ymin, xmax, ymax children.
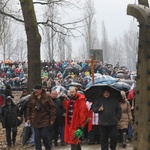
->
<box><xmin>127</xmin><ymin>4</ymin><xmax>150</xmax><ymax>150</ymax></box>
<box><xmin>20</xmin><ymin>0</ymin><xmax>41</xmax><ymax>92</ymax></box>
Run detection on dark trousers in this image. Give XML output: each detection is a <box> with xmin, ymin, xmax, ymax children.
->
<box><xmin>60</xmin><ymin>124</ymin><xmax>64</xmax><ymax>143</ymax></box>
<box><xmin>6</xmin><ymin>126</ymin><xmax>17</xmax><ymax>146</ymax></box>
<box><xmin>34</xmin><ymin>126</ymin><xmax>52</xmax><ymax>150</ymax></box>
<box><xmin>53</xmin><ymin>117</ymin><xmax>60</xmax><ymax>143</ymax></box>
<box><xmin>99</xmin><ymin>125</ymin><xmax>118</xmax><ymax>150</ymax></box>
<box><xmin>71</xmin><ymin>143</ymin><xmax>81</xmax><ymax>150</ymax></box>
<box><xmin>88</xmin><ymin>125</ymin><xmax>100</xmax><ymax>143</ymax></box>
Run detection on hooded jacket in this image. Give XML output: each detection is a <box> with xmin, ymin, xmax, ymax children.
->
<box><xmin>1</xmin><ymin>99</ymin><xmax>19</xmax><ymax>128</ymax></box>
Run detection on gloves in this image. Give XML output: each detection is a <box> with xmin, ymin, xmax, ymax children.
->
<box><xmin>74</xmin><ymin>128</ymin><xmax>83</xmax><ymax>138</ymax></box>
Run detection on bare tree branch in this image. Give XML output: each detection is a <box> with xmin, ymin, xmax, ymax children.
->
<box><xmin>0</xmin><ymin>9</ymin><xmax>24</xmax><ymax>23</ymax></box>
<box><xmin>33</xmin><ymin>0</ymin><xmax>82</xmax><ymax>9</ymax></box>
<box><xmin>2</xmin><ymin>0</ymin><xmax>10</xmax><ymax>9</ymax></box>
<box><xmin>33</xmin><ymin>0</ymin><xmax>63</xmax><ymax>5</ymax></box>
<box><xmin>37</xmin><ymin>16</ymin><xmax>87</xmax><ymax>36</ymax></box>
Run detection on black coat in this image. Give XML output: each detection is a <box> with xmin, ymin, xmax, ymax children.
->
<box><xmin>1</xmin><ymin>102</ymin><xmax>19</xmax><ymax>128</ymax></box>
<box><xmin>52</xmin><ymin>98</ymin><xmax>64</xmax><ymax>117</ymax></box>
<box><xmin>92</xmin><ymin>96</ymin><xmax>122</xmax><ymax>126</ymax></box>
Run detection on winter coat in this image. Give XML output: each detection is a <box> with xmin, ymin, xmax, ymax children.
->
<box><xmin>26</xmin><ymin>90</ymin><xmax>56</xmax><ymax>128</ymax></box>
<box><xmin>118</xmin><ymin>100</ymin><xmax>133</xmax><ymax>129</ymax></box>
<box><xmin>1</xmin><ymin>101</ymin><xmax>19</xmax><ymax>128</ymax></box>
<box><xmin>63</xmin><ymin>93</ymin><xmax>88</xmax><ymax>144</ymax></box>
<box><xmin>92</xmin><ymin>96</ymin><xmax>122</xmax><ymax>126</ymax></box>
<box><xmin>52</xmin><ymin>98</ymin><xmax>63</xmax><ymax>117</ymax></box>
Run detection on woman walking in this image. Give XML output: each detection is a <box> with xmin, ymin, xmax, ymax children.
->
<box><xmin>118</xmin><ymin>91</ymin><xmax>133</xmax><ymax>148</ymax></box>
<box><xmin>1</xmin><ymin>96</ymin><xmax>19</xmax><ymax>148</ymax></box>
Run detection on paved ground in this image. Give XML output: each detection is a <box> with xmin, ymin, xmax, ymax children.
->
<box><xmin>11</xmin><ymin>142</ymin><xmax>133</xmax><ymax>150</ymax></box>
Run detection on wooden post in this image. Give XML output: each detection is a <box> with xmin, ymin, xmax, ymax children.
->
<box><xmin>87</xmin><ymin>55</ymin><xmax>99</xmax><ymax>85</ymax></box>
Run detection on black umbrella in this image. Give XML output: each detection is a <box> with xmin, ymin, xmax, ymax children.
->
<box><xmin>22</xmin><ymin>126</ymin><xmax>32</xmax><ymax>145</ymax></box>
<box><xmin>84</xmin><ymin>85</ymin><xmax>122</xmax><ymax>102</ymax></box>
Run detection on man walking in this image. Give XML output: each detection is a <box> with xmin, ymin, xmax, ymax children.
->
<box><xmin>26</xmin><ymin>84</ymin><xmax>56</xmax><ymax>150</ymax></box>
<box><xmin>50</xmin><ymin>90</ymin><xmax>64</xmax><ymax>146</ymax></box>
<box><xmin>64</xmin><ymin>87</ymin><xmax>88</xmax><ymax>150</ymax></box>
<box><xmin>92</xmin><ymin>87</ymin><xmax>122</xmax><ymax>150</ymax></box>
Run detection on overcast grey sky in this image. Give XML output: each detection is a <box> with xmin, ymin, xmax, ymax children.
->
<box><xmin>93</xmin><ymin>0</ymin><xmax>138</xmax><ymax>41</ymax></box>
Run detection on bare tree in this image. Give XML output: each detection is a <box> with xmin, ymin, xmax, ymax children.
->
<box><xmin>0</xmin><ymin>0</ymin><xmax>90</xmax><ymax>91</ymax></box>
<box><xmin>121</xmin><ymin>21</ymin><xmax>138</xmax><ymax>70</ymax></box>
<box><xmin>57</xmin><ymin>28</ymin><xmax>66</xmax><ymax>61</ymax></box>
<box><xmin>65</xmin><ymin>36</ymin><xmax>72</xmax><ymax>60</ymax></box>
<box><xmin>82</xmin><ymin>0</ymin><xmax>98</xmax><ymax>59</ymax></box>
<box><xmin>42</xmin><ymin>1</ymin><xmax>58</xmax><ymax>61</ymax></box>
<box><xmin>101</xmin><ymin>21</ymin><xmax>110</xmax><ymax>63</ymax></box>
<box><xmin>12</xmin><ymin>37</ymin><xmax>27</xmax><ymax>62</ymax></box>
<box><xmin>19</xmin><ymin>0</ymin><xmax>42</xmax><ymax>92</ymax></box>
<box><xmin>109</xmin><ymin>38</ymin><xmax>122</xmax><ymax>66</ymax></box>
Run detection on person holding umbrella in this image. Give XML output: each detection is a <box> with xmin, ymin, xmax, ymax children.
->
<box><xmin>92</xmin><ymin>87</ymin><xmax>122</xmax><ymax>150</ymax></box>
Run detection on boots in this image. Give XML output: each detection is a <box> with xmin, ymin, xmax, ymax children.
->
<box><xmin>118</xmin><ymin>132</ymin><xmax>122</xmax><ymax>147</ymax></box>
<box><xmin>122</xmin><ymin>132</ymin><xmax>127</xmax><ymax>148</ymax></box>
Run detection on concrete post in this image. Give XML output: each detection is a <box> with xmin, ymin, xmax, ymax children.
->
<box><xmin>127</xmin><ymin>4</ymin><xmax>150</xmax><ymax>150</ymax></box>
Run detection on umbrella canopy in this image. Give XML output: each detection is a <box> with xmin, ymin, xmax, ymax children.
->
<box><xmin>52</xmin><ymin>85</ymin><xmax>66</xmax><ymax>93</ymax></box>
<box><xmin>68</xmin><ymin>82</ymin><xmax>82</xmax><ymax>87</ymax></box>
<box><xmin>86</xmin><ymin>75</ymin><xmax>118</xmax><ymax>88</ymax></box>
<box><xmin>111</xmin><ymin>82</ymin><xmax>131</xmax><ymax>92</ymax></box>
<box><xmin>119</xmin><ymin>79</ymin><xmax>135</xmax><ymax>86</ymax></box>
<box><xmin>120</xmin><ymin>66</ymin><xmax>127</xmax><ymax>71</ymax></box>
<box><xmin>67</xmin><ymin>82</ymin><xmax>83</xmax><ymax>90</ymax></box>
<box><xmin>84</xmin><ymin>84</ymin><xmax>122</xmax><ymax>102</ymax></box>
<box><xmin>17</xmin><ymin>94</ymin><xmax>31</xmax><ymax>107</ymax></box>
<box><xmin>73</xmin><ymin>64</ymin><xmax>82</xmax><ymax>70</ymax></box>
<box><xmin>22</xmin><ymin>126</ymin><xmax>32</xmax><ymax>145</ymax></box>
<box><xmin>64</xmin><ymin>66</ymin><xmax>74</xmax><ymax>71</ymax></box>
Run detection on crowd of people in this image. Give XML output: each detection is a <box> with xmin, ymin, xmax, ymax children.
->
<box><xmin>0</xmin><ymin>60</ymin><xmax>135</xmax><ymax>91</ymax></box>
<box><xmin>0</xmin><ymin>60</ymin><xmax>135</xmax><ymax>150</ymax></box>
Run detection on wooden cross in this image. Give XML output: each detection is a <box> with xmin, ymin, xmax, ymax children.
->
<box><xmin>87</xmin><ymin>55</ymin><xmax>99</xmax><ymax>85</ymax></box>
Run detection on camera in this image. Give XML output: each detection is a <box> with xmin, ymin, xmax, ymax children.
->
<box><xmin>35</xmin><ymin>105</ymin><xmax>41</xmax><ymax>111</ymax></box>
